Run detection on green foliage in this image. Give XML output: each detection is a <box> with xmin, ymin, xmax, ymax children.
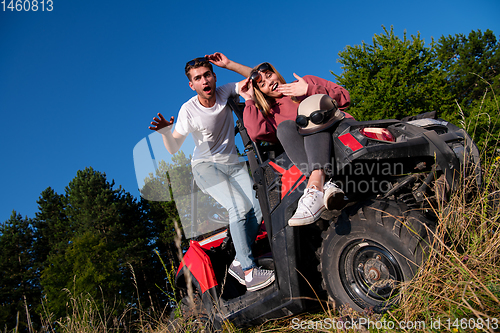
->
<box><xmin>140</xmin><ymin>151</ymin><xmax>188</xmax><ymax>256</ymax></box>
<box><xmin>435</xmin><ymin>29</ymin><xmax>500</xmax><ymax>155</ymax></box>
<box><xmin>335</xmin><ymin>26</ymin><xmax>453</xmax><ymax>121</ymax></box>
<box><xmin>141</xmin><ymin>151</ymin><xmax>192</xmax><ymax>221</ymax></box>
<box><xmin>435</xmin><ymin>29</ymin><xmax>500</xmax><ymax>107</ymax></box>
<box><xmin>0</xmin><ymin>212</ymin><xmax>38</xmax><ymax>332</ymax></box>
<box><xmin>41</xmin><ymin>231</ymin><xmax>123</xmax><ymax>318</ymax></box>
<box><xmin>22</xmin><ymin>166</ymin><xmax>174</xmax><ymax>325</ymax></box>
<box><xmin>461</xmin><ymin>90</ymin><xmax>500</xmax><ymax>156</ymax></box>
<box><xmin>141</xmin><ymin>150</ymin><xmax>225</xmax><ymax>240</ymax></box>
<box><xmin>334</xmin><ymin>26</ymin><xmax>500</xmax><ymax>134</ymax></box>
<box><xmin>33</xmin><ymin>187</ymin><xmax>68</xmax><ymax>258</ymax></box>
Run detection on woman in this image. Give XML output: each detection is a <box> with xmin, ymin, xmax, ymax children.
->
<box><xmin>238</xmin><ymin>62</ymin><xmax>353</xmax><ymax>226</ymax></box>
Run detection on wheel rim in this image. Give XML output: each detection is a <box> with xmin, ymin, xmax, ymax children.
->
<box><xmin>339</xmin><ymin>239</ymin><xmax>404</xmax><ymax>310</ymax></box>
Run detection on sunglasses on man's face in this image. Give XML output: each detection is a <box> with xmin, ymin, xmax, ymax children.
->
<box><xmin>186</xmin><ymin>57</ymin><xmax>208</xmax><ymax>67</ymax></box>
<box><xmin>250</xmin><ymin>63</ymin><xmax>272</xmax><ymax>84</ymax></box>
<box><xmin>296</xmin><ymin>107</ymin><xmax>336</xmax><ymax>128</ymax></box>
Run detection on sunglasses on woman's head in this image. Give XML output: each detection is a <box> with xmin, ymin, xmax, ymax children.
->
<box><xmin>186</xmin><ymin>57</ymin><xmax>208</xmax><ymax>66</ymax></box>
<box><xmin>250</xmin><ymin>63</ymin><xmax>272</xmax><ymax>84</ymax></box>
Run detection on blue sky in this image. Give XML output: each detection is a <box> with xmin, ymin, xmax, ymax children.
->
<box><xmin>1</xmin><ymin>0</ymin><xmax>499</xmax><ymax>223</ymax></box>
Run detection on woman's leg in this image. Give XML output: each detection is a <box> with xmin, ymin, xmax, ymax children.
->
<box><xmin>303</xmin><ymin>130</ymin><xmax>332</xmax><ymax>191</ymax></box>
<box><xmin>277</xmin><ymin>121</ymin><xmax>344</xmax><ymax>224</ymax></box>
<box><xmin>307</xmin><ymin>169</ymin><xmax>326</xmax><ymax>191</ymax></box>
<box><xmin>276</xmin><ymin>120</ymin><xmax>310</xmax><ymax>175</ymax></box>
<box><xmin>277</xmin><ymin>121</ymin><xmax>325</xmax><ymax>225</ymax></box>
<box><xmin>277</xmin><ymin>120</ymin><xmax>333</xmax><ymax>180</ymax></box>
<box><xmin>304</xmin><ymin>131</ymin><xmax>344</xmax><ymax>210</ymax></box>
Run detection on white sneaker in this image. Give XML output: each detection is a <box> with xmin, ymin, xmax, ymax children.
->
<box><xmin>288</xmin><ymin>187</ymin><xmax>325</xmax><ymax>226</ymax></box>
<box><xmin>323</xmin><ymin>180</ymin><xmax>345</xmax><ymax>210</ymax></box>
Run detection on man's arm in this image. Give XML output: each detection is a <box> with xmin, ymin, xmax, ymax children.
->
<box><xmin>206</xmin><ymin>52</ymin><xmax>252</xmax><ymax>77</ymax></box>
<box><xmin>149</xmin><ymin>113</ymin><xmax>186</xmax><ymax>154</ymax></box>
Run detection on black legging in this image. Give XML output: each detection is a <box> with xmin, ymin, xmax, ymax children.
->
<box><xmin>276</xmin><ymin>120</ymin><xmax>332</xmax><ymax>177</ymax></box>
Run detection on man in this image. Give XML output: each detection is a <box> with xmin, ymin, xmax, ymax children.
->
<box><xmin>148</xmin><ymin>53</ymin><xmax>275</xmax><ymax>292</ymax></box>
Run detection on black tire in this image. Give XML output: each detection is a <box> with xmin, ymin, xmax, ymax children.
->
<box><xmin>317</xmin><ymin>199</ymin><xmax>434</xmax><ymax>313</ymax></box>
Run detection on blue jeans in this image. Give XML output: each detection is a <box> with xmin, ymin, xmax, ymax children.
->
<box><xmin>192</xmin><ymin>161</ymin><xmax>262</xmax><ymax>271</ymax></box>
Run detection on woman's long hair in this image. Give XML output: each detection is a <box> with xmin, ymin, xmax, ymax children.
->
<box><xmin>252</xmin><ymin>62</ymin><xmax>287</xmax><ymax>118</ymax></box>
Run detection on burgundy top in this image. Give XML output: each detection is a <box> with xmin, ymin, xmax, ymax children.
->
<box><xmin>243</xmin><ymin>75</ymin><xmax>353</xmax><ymax>143</ymax></box>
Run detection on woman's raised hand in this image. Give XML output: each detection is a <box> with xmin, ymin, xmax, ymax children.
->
<box><xmin>239</xmin><ymin>77</ymin><xmax>255</xmax><ymax>101</ymax></box>
<box><xmin>277</xmin><ymin>73</ymin><xmax>309</xmax><ymax>97</ymax></box>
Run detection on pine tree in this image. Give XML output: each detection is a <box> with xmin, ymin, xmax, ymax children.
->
<box><xmin>0</xmin><ymin>212</ymin><xmax>38</xmax><ymax>332</ymax></box>
<box><xmin>435</xmin><ymin>29</ymin><xmax>500</xmax><ymax>107</ymax></box>
<box><xmin>39</xmin><ymin>167</ymin><xmax>161</xmax><ymax>320</ymax></box>
<box><xmin>32</xmin><ymin>187</ymin><xmax>67</xmax><ymax>274</ymax></box>
<box><xmin>434</xmin><ymin>29</ymin><xmax>500</xmax><ymax>153</ymax></box>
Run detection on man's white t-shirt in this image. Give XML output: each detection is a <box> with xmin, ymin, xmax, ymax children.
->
<box><xmin>175</xmin><ymin>82</ymin><xmax>240</xmax><ymax>166</ymax></box>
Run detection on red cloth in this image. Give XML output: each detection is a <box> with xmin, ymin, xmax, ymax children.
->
<box><xmin>177</xmin><ymin>240</ymin><xmax>218</xmax><ymax>294</ymax></box>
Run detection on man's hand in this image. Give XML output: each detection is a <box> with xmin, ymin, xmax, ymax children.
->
<box><xmin>148</xmin><ymin>113</ymin><xmax>185</xmax><ymax>154</ymax></box>
<box><xmin>239</xmin><ymin>78</ymin><xmax>255</xmax><ymax>101</ymax></box>
<box><xmin>206</xmin><ymin>52</ymin><xmax>230</xmax><ymax>68</ymax></box>
<box><xmin>276</xmin><ymin>73</ymin><xmax>309</xmax><ymax>97</ymax></box>
<box><xmin>207</xmin><ymin>52</ymin><xmax>252</xmax><ymax>77</ymax></box>
<box><xmin>149</xmin><ymin>113</ymin><xmax>174</xmax><ymax>133</ymax></box>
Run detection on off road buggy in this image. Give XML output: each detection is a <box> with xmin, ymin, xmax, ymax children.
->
<box><xmin>170</xmin><ymin>99</ymin><xmax>481</xmax><ymax>330</ymax></box>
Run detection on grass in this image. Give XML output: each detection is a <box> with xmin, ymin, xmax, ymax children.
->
<box><xmin>389</xmin><ymin>164</ymin><xmax>500</xmax><ymax>332</ymax></box>
<box><xmin>9</xmin><ymin>93</ymin><xmax>500</xmax><ymax>332</ymax></box>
